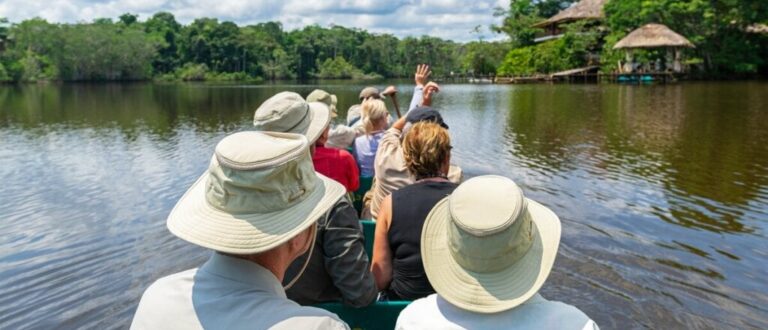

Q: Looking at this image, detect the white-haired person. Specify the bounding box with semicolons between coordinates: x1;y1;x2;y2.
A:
395;175;598;330
353;98;389;178
131;131;349;329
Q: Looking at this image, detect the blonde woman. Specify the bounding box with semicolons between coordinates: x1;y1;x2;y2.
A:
370;122;456;301
353;99;390;177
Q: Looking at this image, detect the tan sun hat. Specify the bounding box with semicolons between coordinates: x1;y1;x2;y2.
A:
306;89;338;118
253;91;331;143
421;175;562;314
167;131;345;254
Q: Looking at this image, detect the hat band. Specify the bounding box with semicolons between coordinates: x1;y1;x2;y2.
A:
448;210;534;273
277;103;311;134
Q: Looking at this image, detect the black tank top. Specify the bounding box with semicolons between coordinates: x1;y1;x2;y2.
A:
387;180;458;300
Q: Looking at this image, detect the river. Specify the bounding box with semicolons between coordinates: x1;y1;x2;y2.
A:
0;81;766;329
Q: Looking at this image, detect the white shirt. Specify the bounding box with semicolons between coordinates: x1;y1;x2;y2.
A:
131;253;349;330
396;294;598;330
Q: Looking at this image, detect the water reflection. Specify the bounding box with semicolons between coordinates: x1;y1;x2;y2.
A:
0;82;766;328
503;82;767;234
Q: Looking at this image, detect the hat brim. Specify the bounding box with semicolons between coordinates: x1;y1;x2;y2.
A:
167;172;345;255
421;198;561;314
306;102;331;143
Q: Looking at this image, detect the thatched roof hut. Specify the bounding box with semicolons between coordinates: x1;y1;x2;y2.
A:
533;0;608;28
746;23;768;34
613;23;694;49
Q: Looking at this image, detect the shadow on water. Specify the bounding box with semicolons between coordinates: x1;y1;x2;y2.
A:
0;82;767;329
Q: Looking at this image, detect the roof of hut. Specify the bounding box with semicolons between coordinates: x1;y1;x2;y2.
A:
746;23;768;34
613;23;695;49
533;0;608;28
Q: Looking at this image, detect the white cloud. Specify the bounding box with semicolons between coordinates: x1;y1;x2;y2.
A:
0;0;508;42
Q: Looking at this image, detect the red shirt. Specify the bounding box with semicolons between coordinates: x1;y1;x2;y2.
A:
313;145;360;192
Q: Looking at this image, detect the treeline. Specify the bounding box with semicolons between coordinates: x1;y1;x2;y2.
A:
0;13;502;82
494;0;768;77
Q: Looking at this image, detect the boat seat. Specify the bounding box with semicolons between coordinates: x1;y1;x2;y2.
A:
315;300;411;330
360;219;375;258
353;176;374;216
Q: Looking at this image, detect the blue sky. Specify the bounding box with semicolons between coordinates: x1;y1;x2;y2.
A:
0;0;508;42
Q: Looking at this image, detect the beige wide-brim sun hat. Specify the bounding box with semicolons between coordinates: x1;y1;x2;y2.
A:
305;102;331;142
306;89;338;118
421;175;562;313
253;91;331;144
167;131;345;254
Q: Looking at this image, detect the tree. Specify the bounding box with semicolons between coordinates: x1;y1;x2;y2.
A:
316;56;364;79
119;13;138;26
492;0;543;48
145;12;182;73
0;17;8;51
460;41;511;75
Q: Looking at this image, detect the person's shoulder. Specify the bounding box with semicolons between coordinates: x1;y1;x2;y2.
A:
270;304;349;329
326;198;358;227
533;297;596;328
272;313;349;330
385;126;402;135
540;298;590;315
231;297;349;330
142;268;197;294
399;294;438;317
336;148;356;163
396;295;442;329
132;269;199;329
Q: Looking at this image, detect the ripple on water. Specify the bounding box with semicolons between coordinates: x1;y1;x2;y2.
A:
1;82;767;328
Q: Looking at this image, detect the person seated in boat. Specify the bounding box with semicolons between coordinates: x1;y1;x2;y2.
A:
131;131;350;330
347;86;396;127
371;121;458;301
396;175;599;330
313;125;360;193
323;86;394;149
308;89;364;150
253;92;377;307
353;99;389;178
367;77;462;219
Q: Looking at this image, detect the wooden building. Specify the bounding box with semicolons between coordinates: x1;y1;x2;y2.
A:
532;0;608;43
613;23;694;73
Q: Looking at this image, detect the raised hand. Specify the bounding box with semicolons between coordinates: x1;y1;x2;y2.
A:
421;81;440;107
414;64;431;87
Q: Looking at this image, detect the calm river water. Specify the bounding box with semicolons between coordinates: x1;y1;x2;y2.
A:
1;81;766;329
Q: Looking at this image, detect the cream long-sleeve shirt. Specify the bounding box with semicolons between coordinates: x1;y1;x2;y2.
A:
396;293;599;330
131;253;349;330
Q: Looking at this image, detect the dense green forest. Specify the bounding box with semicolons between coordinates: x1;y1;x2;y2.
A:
0;0;765;82
0;13;503;82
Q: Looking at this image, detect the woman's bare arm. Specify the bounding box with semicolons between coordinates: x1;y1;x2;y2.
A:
370;194;394;291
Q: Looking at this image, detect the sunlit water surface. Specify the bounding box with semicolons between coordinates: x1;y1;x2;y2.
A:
0;82;766;329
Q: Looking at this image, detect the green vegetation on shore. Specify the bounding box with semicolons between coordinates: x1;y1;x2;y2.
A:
0;14;503;82
1;0;765;83
494;0;768;77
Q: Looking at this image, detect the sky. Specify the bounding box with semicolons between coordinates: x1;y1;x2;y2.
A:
0;0;509;42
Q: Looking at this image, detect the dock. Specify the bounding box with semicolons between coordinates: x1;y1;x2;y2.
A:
495;66;686;84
